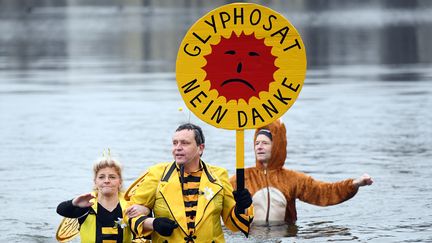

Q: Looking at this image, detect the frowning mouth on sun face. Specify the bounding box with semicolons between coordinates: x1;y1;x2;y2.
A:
203;32;278;103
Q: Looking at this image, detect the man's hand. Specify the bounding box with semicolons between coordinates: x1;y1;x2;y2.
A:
353;173;373;187
233;189;252;214
153;217;178;236
72;193;95;208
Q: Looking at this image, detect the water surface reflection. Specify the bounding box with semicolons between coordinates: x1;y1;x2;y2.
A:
1;1;432;243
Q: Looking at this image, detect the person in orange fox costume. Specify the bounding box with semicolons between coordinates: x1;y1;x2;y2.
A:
230;119;373;224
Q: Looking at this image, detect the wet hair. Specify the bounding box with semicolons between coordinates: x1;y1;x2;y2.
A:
93;156;123;184
176;123;205;145
257;129;272;141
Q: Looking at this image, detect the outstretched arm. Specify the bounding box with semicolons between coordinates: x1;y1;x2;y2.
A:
353;173;373;188
296;172;373;206
296;172;358;206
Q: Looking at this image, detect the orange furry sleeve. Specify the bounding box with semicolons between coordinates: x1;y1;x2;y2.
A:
294;172;359;206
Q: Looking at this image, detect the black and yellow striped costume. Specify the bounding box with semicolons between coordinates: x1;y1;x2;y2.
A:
57;194;132;243
127;161;254;242
180;166;202;237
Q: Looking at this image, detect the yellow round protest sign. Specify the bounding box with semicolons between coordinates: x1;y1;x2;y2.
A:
176;3;306;129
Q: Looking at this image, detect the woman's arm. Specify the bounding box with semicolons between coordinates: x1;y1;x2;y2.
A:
57;193;95;218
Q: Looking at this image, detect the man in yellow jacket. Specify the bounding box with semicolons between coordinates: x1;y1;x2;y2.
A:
125;123;254;242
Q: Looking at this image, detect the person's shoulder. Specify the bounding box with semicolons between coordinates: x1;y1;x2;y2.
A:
281;168;313;180
283;168;300;174
143;162;175;179
280;167;302;174
244;167;259;172
148;162;173;170
204;162;227;173
202;162;229;180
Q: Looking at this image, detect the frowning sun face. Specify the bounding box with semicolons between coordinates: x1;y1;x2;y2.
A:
203;32;278;102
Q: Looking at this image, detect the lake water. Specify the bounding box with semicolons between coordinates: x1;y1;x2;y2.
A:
1;2;431;242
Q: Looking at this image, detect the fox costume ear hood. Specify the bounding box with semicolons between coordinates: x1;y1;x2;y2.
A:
254;119;287;170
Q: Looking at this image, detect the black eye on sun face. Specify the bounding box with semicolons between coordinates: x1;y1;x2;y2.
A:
224;50;260;56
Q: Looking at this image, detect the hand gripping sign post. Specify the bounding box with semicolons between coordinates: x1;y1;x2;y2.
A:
176;3;306;190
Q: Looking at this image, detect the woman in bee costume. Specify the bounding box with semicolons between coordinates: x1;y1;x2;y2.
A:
56;152;148;243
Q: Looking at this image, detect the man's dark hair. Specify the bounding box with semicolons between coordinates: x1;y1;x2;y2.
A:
176;123;205;145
